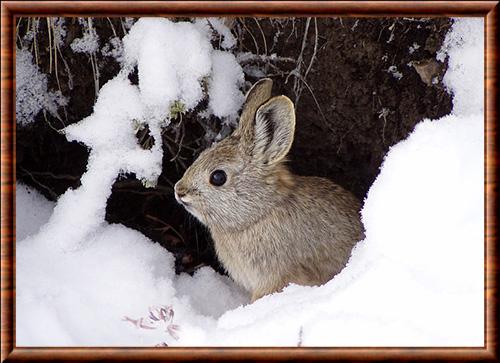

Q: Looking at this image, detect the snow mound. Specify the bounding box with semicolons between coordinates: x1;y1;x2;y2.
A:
174;267;248;319
16;183;248;346
17;221;177;346
16;183;55;241
16;17;484;346
363;113;483;294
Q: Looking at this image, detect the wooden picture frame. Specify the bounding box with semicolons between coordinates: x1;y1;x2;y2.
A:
1;1;497;361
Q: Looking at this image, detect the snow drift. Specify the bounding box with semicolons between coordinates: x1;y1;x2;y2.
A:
16;18;484;346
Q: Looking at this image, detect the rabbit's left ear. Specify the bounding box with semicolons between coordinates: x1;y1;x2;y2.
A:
253;96;296;164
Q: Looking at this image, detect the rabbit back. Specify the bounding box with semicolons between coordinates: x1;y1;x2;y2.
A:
211;175;364;301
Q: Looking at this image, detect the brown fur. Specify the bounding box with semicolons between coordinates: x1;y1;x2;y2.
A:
175;79;364;301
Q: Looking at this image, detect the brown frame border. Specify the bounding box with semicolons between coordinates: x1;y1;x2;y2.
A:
1;1;498;361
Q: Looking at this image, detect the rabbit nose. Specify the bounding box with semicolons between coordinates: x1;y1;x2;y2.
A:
174;182;186;201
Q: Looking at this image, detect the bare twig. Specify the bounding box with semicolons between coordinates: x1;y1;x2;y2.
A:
145;214;185;244
239;18;260;56
291;72;327;124
19;166;58;200
303;18;318;82
336;123;356;154
32;18;40;65
284;18;320;108
42;110;65;132
164;140;188;170
170;126;185;162
253;18;268;56
297;326;304;347
18;170;79;181
47;18;53;74
106;17;118;38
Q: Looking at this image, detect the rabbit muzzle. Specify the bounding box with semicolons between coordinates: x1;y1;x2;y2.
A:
174;181;189;205
174;181;205;222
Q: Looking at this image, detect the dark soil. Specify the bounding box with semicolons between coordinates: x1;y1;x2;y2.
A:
237;17;452;199
16;17;453;274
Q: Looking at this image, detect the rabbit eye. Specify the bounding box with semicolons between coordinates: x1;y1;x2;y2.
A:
210;170;227;186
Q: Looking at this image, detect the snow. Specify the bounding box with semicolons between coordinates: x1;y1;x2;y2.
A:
122;17;135;31
21;18;39;43
51;18;67;47
101;36;124;64
122;18;243;123
17;220;178;346
15;48;67;125
387;65;403;80
208;50;245;119
45;77;162;251
123;18;211;121
196;18;237;49
363;114;483;294
70;18;99;54
408;42;420;54
437;18;484;116
200;106;483;347
174;267;248;319
16;17;484;346
16;183;54;241
16;184;246;346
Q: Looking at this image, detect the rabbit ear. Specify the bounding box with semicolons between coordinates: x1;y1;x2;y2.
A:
236;78;273;144
252;96;296;164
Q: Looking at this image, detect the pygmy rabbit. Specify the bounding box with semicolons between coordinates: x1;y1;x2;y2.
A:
175;79;364;301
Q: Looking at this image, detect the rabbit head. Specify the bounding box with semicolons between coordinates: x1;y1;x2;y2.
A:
175;79;296;231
